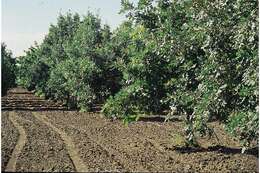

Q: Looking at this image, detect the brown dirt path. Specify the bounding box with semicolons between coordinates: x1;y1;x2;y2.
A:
32;112;88;172
5;112;27;172
39;112;147;172
14;111;75;172
1;111;19;171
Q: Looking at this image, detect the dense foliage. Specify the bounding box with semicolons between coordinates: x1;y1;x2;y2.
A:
103;0;259;149
1;43;16;95
16;0;258;150
16;13;120;110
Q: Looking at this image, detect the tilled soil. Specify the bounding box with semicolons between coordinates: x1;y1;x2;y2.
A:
14;111;75;172
41;111;259;172
2;87;66;111
1;88;259;172
1;111;19;171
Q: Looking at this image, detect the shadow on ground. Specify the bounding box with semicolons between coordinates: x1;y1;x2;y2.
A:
137;116;182;122
174;145;258;158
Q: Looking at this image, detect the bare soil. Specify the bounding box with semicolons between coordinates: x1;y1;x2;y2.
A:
1;88;259;172
14;111;75;172
1;111;19;171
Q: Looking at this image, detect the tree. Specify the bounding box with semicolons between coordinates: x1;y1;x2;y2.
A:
104;0;258;149
1;43;16;95
47;58;100;110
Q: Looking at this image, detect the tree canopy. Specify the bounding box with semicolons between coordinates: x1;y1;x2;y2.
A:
14;0;258;151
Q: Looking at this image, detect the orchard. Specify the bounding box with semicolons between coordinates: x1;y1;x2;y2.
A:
3;0;258;152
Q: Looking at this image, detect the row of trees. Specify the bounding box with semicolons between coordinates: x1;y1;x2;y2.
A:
104;0;258;149
1;43;16;95
16;12;121;111
10;0;258;150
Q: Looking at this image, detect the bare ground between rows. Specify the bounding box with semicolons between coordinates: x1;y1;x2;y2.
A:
2;87;259;172
38;111;258;172
2;88;67;111
1;111;19;171
11;111;75;172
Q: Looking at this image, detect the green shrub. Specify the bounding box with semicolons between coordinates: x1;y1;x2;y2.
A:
1;43;16;95
102;80;150;119
47;58;100;111
226;111;258;152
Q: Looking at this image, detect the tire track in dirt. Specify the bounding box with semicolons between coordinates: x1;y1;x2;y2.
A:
41;111;148;172
40;111;186;171
5;112;27;172
66;113;174;171
15;111;75;172
42;111;169;171
34;112;128;171
32;112;88;172
68;114;182;171
64;124;147;172
1;111;19;171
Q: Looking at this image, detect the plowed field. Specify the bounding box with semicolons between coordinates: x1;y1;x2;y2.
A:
1;88;258;172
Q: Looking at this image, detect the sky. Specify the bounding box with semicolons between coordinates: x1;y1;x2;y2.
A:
2;0;137;57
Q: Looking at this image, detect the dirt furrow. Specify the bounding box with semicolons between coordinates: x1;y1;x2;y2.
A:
34;112;127;172
5;112;27;172
42;111;180;171
67;120;183;172
14;111;75;172
42;111;258;172
1;111;19;171
32;112;88;172
2;88;258;172
55;124;147;172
